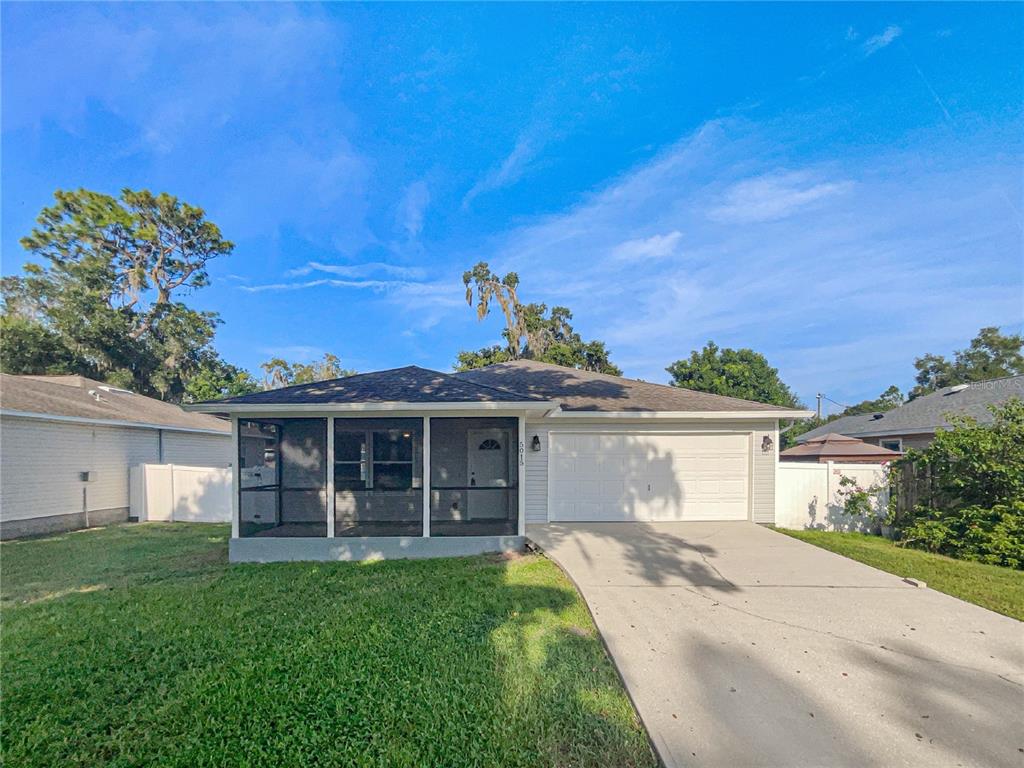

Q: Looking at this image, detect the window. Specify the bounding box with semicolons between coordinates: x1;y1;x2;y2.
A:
478;438;502;451
880;438;903;452
334;426;417;491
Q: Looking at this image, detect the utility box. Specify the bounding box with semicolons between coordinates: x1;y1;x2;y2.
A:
79;471;93;482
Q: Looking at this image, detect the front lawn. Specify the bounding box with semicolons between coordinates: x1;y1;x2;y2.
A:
776;529;1024;621
1;524;655;767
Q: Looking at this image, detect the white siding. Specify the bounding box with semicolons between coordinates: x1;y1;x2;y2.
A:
0;417;159;521
1;416;232;524
525;418;778;524
751;424;778;524
161;430;232;466
525;425;549;523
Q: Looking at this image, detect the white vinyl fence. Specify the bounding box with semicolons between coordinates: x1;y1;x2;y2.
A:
130;464;232;523
775;462;889;532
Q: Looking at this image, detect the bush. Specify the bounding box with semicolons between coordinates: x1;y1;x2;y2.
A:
898;502;1024;568
891;398;1024;569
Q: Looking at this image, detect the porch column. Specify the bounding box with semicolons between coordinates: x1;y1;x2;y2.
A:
517;414;527;537
230;416;240;539
326;416;335;538
422;416;431;537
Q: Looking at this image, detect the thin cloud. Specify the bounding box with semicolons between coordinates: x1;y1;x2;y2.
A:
286;261;426;279
863;25;902;56
612;231;683;261
708;172;853;224
239;278;401;293
462;131;543;209
479;117;1022;402
397;180;431;239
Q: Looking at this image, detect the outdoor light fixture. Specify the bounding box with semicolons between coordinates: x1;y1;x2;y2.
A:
531;435;542;452
761;435;774;453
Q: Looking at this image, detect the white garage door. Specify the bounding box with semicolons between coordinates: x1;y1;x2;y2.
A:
549;432;750;522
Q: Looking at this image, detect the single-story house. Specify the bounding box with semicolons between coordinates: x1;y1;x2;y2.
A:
796;375;1024;452
0;374;231;539
186;360;812;562
780;432;902;463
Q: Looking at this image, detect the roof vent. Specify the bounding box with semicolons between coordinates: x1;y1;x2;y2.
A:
871;412;884;420
948;383;969;394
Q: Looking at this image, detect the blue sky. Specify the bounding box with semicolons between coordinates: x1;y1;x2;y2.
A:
3;3;1022;413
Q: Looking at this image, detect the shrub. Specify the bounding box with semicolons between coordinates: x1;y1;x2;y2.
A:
891;398;1024;569
898;501;1024;568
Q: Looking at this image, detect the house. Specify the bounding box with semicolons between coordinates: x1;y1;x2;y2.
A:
186;360;812;562
796;375;1024;452
779;432;902;463
0;374;231;539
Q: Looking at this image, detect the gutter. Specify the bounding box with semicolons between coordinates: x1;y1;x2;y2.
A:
0;408;230;436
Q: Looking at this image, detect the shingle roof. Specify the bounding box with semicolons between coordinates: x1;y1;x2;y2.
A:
796;375;1024;443
0;374;229;433
204;365;550;406
453;359;803;413
780;433;902;461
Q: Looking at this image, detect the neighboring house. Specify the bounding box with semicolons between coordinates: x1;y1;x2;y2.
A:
0;374;231;539
780;432;902;463
796;375;1024;452
186;360;812;562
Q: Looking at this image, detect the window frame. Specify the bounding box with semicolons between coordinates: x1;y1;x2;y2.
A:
879;438;903;452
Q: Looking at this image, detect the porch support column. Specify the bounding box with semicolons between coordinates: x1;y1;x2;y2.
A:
422;416;431;537
326;416;335;538
230;416;240;539
517;414;527;537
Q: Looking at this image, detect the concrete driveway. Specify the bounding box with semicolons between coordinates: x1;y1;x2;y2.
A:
527;522;1023;768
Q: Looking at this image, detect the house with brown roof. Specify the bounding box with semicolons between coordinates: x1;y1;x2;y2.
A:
780;432;902;463
186;360;813;562
0;374;231;539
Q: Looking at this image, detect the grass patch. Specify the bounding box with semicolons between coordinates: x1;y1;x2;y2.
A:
1;523;654;767
776;528;1024;621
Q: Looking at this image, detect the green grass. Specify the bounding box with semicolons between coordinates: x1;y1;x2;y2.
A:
775;528;1024;621
1;524;655;768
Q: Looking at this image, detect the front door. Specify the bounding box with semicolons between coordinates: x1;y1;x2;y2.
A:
467;428;511;488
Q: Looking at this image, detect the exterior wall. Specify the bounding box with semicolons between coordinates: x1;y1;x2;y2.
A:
0;415;231;538
775;461;889;531
161;430;232;466
860;433;934;451
524;418;778;524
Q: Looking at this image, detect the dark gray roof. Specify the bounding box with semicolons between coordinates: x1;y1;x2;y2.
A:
453;359;802;413
797;375;1024;443
205;366;549;405
0;374;229;433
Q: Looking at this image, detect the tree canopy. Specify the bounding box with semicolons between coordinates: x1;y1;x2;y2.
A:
260;353;355;389
457;262;621;374
666;341;801;408
910;326;1023;399
1;188;234;401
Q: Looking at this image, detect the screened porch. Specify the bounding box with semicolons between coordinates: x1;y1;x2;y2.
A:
237;415;521;539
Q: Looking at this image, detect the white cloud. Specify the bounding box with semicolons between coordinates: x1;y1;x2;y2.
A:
863;25;902;56
708;172;853;224
462;131;543;209
397;181;431;239
612;231;683;261
286;261;426;279
477;118;1022;403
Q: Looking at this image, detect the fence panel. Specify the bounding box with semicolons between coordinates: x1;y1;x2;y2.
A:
130;464;232;523
776;462;889;531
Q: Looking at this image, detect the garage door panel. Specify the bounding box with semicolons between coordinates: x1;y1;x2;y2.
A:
549;432;750;522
